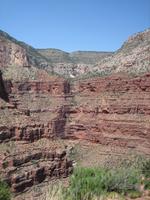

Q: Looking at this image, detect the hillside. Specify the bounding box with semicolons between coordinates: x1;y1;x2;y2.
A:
0;30;113;77
1;29;150;78
37;48;112;64
91;28;150;77
0;30;53;72
38;48;113;77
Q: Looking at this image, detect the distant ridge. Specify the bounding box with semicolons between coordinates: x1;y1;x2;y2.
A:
0;28;150;77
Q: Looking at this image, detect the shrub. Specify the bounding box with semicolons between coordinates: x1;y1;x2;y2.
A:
141;159;150;178
144;179;150;190
0;180;11;200
66;167;108;200
65;167;141;200
105;167;140;194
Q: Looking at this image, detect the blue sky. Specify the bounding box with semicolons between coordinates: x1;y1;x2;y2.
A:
0;0;149;52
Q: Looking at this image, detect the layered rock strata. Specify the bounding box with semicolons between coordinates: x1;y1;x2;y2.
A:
65;74;150;154
0;141;73;193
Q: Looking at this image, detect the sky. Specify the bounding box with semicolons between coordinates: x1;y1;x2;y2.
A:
0;0;150;52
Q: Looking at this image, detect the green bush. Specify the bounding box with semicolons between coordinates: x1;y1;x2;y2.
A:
105;167;140;194
144;179;150;190
0;181;11;200
141;159;150;178
66;167;108;200
65;167;141;200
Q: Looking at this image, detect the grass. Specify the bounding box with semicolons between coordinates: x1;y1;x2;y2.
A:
45;183;65;200
65;167;141;200
143;178;150;190
0;180;11;200
141;159;150;178
44;155;150;200
44;163;147;200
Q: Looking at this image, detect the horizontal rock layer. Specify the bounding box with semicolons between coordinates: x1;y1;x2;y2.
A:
0;73;150;150
65;74;150;154
0;146;73;193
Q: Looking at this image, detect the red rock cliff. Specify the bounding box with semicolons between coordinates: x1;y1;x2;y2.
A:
65;74;150;154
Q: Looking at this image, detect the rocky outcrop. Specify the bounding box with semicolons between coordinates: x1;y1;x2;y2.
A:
0;72;71;143
64;74;150;154
0;71;9;101
5;80;70;96
0;70;73;193
0;30;53;71
93;28;150;76
0;34;29;68
0;145;73;193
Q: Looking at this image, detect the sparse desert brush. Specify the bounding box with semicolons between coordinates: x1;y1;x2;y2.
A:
0;180;11;200
141;159;150;178
45;183;64;200
127;190;142;199
63;166;141;200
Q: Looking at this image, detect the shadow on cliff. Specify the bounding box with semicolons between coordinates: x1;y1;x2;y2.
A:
52;81;71;138
52;105;70;138
0;71;9;102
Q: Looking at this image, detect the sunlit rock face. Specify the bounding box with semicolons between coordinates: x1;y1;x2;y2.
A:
0;36;29;67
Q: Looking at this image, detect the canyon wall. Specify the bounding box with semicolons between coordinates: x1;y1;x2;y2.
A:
0;71;150;193
0;37;29;68
0;73;73;193
1;71;149;151
65;74;150;154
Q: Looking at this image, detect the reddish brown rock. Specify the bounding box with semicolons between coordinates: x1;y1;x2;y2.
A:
0;145;73;193
64;74;150;154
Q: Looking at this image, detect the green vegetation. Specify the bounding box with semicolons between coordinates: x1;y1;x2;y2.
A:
141;159;150;178
45;156;150;200
144;179;150;190
37;49;113;65
0;180;11;200
64;167;141;200
72;65;118;81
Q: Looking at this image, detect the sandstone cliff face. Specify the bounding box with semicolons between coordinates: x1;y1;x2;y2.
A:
65;74;150;155
0;69;73;192
0;70;149;152
0;141;73;193
0;35;29;67
0;30;53;71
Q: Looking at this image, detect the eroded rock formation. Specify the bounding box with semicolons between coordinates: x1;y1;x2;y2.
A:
65;74;150;154
0;142;73;193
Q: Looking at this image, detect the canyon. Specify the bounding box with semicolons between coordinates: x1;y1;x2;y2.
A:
0;29;150;196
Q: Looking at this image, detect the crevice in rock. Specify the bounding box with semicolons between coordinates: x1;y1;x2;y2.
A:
0;70;9;102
